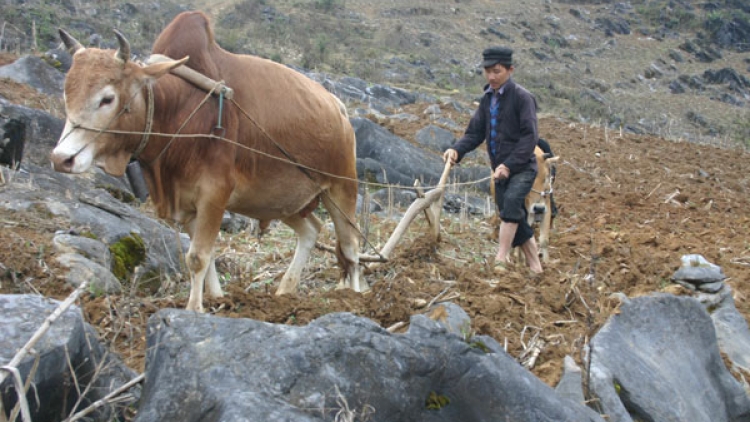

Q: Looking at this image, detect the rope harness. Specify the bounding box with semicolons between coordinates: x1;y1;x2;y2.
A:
131;82;154;159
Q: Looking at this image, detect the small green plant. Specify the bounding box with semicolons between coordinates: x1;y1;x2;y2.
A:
79;231;98;240
88;282;105;298
98;184;136;204
658;277;670;289
468;340;491;353
425;391;450;410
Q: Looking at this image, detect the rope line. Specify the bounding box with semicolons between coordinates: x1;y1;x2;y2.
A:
146;81;222;165
68;124;492;191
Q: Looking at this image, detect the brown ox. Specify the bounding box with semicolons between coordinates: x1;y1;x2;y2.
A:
50;11;363;312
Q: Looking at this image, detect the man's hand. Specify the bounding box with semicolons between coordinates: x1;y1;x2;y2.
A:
493;164;510;180
443;148;458;165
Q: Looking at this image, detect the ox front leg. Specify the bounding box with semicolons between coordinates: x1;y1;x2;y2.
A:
184;211;225;312
185;246;212;312
276;213;322;295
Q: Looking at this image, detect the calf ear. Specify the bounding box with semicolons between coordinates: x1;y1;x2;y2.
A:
59;29;84;54
142;56;190;79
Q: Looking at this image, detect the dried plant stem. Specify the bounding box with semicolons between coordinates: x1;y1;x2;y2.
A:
63;373;145;422
0;366;31;422
0;280;90;388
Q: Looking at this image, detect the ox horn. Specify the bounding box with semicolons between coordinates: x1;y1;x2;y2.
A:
113;29;131;63
58;29;84;54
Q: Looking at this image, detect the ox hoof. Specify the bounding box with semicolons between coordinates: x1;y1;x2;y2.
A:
354;282;371;294
336;280;371;293
186;303;205;313
206;290;225;299
275;287;295;296
335;282;348;291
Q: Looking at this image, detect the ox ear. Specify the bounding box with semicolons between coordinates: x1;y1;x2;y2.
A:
114;29;131;63
59;29;84;55
142;56;190;79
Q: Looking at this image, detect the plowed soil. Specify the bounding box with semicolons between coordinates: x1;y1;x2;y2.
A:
1;85;749;390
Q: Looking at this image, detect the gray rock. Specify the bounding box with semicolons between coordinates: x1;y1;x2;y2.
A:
53;233;112;268
711;290;750;374
0;98;64;168
0;117;25;169
672;254;727;287
55;252;122;294
0;164;187;281
43;48;73;72
388;112;419;122
221;211;252;234
443;192;489;215
0;55;65;96
135;310;604;422
371;188;418;208
589;294;750;422
353;117;444;188
556;356;587;405
0;294;138;422
415;124;455;154
433;116;464;132
428;302;472;337
356;191;383;214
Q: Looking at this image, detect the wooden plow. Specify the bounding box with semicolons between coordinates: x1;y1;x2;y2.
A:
319;160;454;264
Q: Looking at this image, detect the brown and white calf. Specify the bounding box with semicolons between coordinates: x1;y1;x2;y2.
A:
525;147;559;262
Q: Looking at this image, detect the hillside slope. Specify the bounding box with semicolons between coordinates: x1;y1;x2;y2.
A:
1;0;748;145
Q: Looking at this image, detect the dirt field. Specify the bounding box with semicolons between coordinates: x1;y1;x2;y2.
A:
2;81;750;390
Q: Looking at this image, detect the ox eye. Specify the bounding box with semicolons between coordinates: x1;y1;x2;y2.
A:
99;96;114;108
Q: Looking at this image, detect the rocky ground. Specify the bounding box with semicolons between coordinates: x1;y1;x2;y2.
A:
1;70;750;390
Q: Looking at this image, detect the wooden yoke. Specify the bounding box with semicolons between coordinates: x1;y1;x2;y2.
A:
146;54;234;99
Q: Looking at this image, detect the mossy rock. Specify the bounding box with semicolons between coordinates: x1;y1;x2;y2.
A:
109;233;146;281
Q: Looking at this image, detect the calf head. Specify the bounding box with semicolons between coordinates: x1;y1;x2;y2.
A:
50;29;186;176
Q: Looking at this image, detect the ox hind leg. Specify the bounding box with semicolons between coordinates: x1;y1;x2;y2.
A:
321;188;365;292
537;197;553;263
276;213;322;295
512;200;537;265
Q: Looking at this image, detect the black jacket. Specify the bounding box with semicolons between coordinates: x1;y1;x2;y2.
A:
452;78;538;174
